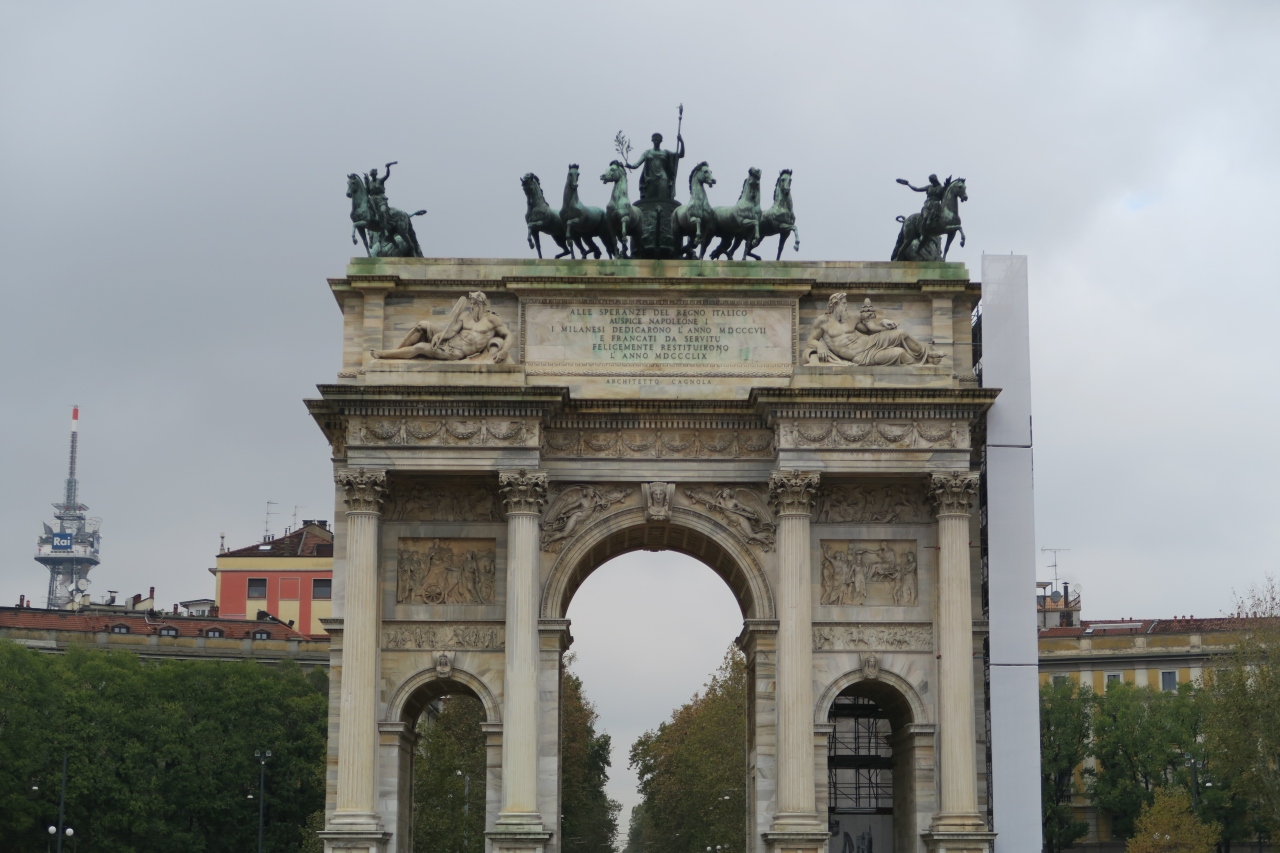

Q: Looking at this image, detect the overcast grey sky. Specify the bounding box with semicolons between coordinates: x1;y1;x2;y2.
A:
3;0;1279;817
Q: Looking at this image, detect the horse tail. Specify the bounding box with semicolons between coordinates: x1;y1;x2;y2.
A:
896;215;906;223
412;210;427;217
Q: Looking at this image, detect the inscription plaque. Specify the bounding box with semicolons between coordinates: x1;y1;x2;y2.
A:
521;297;795;377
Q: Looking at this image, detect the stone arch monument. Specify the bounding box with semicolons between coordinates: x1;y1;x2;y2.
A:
310;257;997;853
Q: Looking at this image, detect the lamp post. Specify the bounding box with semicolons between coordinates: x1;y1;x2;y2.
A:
255;749;272;853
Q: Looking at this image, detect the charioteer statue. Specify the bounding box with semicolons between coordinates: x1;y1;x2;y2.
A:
626;131;684;203
617;105;687;258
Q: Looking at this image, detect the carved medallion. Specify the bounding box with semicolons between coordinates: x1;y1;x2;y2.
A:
540;484;633;552
816;482;931;524
384;478;501;523
819;539;919;606
682;485;775;551
395;538;497;605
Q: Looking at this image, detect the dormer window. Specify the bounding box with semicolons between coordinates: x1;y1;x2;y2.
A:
252;630;271;641
111;624;129;634
159;627;178;637
205;628;224;638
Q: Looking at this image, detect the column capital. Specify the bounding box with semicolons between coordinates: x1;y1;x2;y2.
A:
499;469;548;516
336;468;388;513
929;471;979;516
768;470;820;517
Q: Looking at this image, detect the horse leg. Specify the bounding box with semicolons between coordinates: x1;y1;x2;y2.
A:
791;224;800;252
553;236;572;259
532;230;544;259
776;231;789;261
942;231;955;260
958;226;966;248
584;236;602;259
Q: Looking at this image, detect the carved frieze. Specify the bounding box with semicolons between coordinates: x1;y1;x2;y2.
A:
813;623;933;652
541;484;633;552
382;622;505;650
499;469;548;516
682;486;775;551
816;482;931;524
778;420;969;451
384;478;502;523
542;428;774;459
336;468;387;513
820;539;919;606
395;538;496;605
929;471;980;515
768;470;820;517
349;417;538;448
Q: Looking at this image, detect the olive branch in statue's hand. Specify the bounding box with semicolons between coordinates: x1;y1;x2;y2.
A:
614;131;632;164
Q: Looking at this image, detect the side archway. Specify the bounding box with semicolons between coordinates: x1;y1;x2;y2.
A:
815;666;928;729
386;664;502;724
539;505;776;620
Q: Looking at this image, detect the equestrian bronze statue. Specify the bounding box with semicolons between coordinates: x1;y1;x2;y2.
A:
891;174;967;261
346;162;426;257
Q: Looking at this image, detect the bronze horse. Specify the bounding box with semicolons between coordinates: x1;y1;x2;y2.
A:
600;161;642;259
754;169;799;261
672;161;717;259
708;167;763;260
346;174;425;257
892;177;967;261
522;173;571;259
560;164;615;259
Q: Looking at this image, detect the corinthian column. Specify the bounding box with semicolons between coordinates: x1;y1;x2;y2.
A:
331;468;387;830
495;469;548;839
926;472;992;851
765;470;827;849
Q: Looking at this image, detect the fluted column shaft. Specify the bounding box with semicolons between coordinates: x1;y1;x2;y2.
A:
333;469;387;825
769;471;820;819
931;472;982;822
498;470;548;824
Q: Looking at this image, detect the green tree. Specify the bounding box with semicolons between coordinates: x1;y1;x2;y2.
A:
1040;678;1091;853
1203;576;1280;841
628;647;746;853
1125;788;1219;853
560;654;621;853
0;640;328;853
412;694;487;853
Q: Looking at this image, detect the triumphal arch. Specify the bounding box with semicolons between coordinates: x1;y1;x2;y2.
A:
310;256;998;853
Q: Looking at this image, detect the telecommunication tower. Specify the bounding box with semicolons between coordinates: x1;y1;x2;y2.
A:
34;407;102;609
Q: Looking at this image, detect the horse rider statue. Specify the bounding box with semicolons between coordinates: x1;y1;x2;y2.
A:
365;161;396;223
898;174;946;235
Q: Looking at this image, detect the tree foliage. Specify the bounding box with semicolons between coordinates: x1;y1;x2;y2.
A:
0;640;328;853
1040;678;1092;853
627;647;746;853
413;694;487;853
560;655;621;853
1203;576;1280;837
1125;788;1220;853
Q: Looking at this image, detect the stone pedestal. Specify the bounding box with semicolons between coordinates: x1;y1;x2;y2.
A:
926;472;992;853
766;471;827;853
634;198;680;258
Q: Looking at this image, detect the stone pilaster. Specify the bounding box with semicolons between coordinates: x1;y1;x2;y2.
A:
764;471;828;853
326;468;389;853
924;472;995;853
490;470;552;853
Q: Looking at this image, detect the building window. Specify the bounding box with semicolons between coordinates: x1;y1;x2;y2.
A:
252;630;271;641
1161;671;1178;692
159;627;178;637
1052;675;1069;688
1105;673;1121;689
205;628;224;638
312;578;332;600
111;624;129;634
247;578;267;599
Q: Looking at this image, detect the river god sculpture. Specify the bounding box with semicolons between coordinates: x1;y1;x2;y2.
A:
803;293;942;366
373;291;513;363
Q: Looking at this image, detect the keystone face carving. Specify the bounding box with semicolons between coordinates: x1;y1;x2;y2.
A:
929;472;980;516
642;482;674;522
499;469;548;516
768;470;820;517
336;468;388;513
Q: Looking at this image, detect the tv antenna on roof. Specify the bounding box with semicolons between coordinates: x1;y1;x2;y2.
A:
1041;548;1070;587
264;501;278;540
292;505;307;531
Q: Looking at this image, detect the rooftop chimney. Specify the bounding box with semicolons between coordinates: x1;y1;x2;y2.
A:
18;595;25;607
149;586;155;600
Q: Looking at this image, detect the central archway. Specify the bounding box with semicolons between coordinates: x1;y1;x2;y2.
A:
540;506;776;620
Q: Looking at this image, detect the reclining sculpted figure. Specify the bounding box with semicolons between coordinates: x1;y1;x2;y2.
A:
803;293;942;366
373;291;513;363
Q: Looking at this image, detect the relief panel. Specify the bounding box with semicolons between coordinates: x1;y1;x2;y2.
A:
395;538;497;605
819;539;919;607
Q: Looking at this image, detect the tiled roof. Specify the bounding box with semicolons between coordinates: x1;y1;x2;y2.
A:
0;606;313;640
223;523;333;558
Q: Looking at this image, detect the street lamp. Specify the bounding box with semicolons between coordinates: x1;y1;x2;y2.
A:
255;749;272;853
